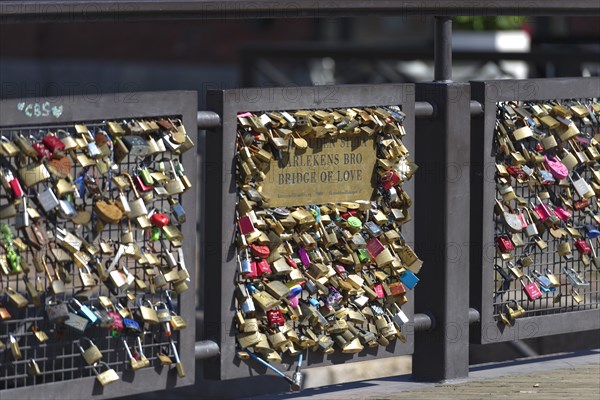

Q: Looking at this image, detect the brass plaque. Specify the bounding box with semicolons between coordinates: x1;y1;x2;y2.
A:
261;134;377;206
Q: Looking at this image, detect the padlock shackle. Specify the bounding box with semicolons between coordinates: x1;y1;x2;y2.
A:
120;172;140;199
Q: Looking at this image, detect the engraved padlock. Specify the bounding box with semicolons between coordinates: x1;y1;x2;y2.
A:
78;337;103;365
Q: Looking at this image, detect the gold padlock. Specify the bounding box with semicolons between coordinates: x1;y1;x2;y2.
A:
157;352;173;365
94;362;120;386
78;337;103;365
138;298;159;324
170;313;187;330
27;359;42;376
7;287;28;308
10;335;22;360
557;241;572;257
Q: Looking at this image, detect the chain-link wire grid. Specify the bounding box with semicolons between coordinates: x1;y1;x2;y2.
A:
0;118;186;391
492;99;600;323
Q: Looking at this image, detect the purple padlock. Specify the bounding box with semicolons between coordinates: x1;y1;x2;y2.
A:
298;248;311;266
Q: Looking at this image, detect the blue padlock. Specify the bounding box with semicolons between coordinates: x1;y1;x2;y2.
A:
585;225;600;238
122;318;142;335
69;298;99;325
399;269;420;290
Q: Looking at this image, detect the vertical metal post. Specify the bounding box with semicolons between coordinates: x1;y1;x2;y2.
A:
413;80;471;381
434;16;453;82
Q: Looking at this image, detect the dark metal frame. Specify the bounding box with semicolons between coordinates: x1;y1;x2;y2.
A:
204;84;416;380
1;1;598;22
469;77;600;344
0;91;198;399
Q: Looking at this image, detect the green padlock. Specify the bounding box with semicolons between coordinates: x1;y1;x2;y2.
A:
140;168;154;186
357;248;371;263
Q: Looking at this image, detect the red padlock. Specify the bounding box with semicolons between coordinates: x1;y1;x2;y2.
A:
266;309;285;328
285;256;298;269
506;165;527;180
496;235;514;253
32;142;51;159
520;275;542;301
366;238;385;258
381;170;401;190
574;239;592;255
150;213;170;228
341;210;358;219
9;178;24;198
238;215;255;235
574;199;589;211
42;135;66;153
246;261;258;278
249;244;270;259
256;259;272;276
135;175;152;192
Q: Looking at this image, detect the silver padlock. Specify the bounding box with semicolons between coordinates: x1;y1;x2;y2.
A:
37;187;59;212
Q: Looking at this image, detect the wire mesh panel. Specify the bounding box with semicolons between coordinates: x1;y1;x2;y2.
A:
471;78;600;344
205;84;418;380
0;92;197;399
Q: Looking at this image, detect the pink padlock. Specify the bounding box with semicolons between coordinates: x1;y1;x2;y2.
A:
544;155;568;180
373;283;385;299
553;206;571;221
521;275;542;301
533;200;552;221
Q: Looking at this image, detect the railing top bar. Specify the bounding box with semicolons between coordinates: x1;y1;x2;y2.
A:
1;1;599;22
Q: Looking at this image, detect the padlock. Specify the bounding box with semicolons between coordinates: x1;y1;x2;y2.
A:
531;270;556;292
30;325;48;343
46;297;70;324
571;288;584;304
69;298;99;325
64;311;89;333
27;359;42;376
520;275;543;301
157;351;173;365
506;300;526;320
122;135;150;157
7;287;28;308
557;241;572;258
123;317;142;335
135;336;151;368
399;269;419;289
155;301;172;336
170;311;188;330
0;305;11;321
36;186;60;212
563;267;589;288
570;171;594;199
574;239;592;255
93;362;120;386
8;334;22;360
121;337;144;371
122;173;148;219
78;337;103;365
170;338;186;377
92;306;115;328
